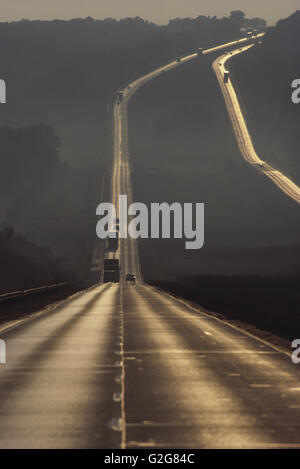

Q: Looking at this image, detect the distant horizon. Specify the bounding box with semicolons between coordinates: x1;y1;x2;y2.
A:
0;11;298;27
0;1;299;27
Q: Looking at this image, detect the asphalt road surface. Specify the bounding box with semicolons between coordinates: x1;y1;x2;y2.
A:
1;36;300;449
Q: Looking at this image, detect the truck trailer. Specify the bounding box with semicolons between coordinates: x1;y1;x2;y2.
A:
107;231;119;251
103;259;120;283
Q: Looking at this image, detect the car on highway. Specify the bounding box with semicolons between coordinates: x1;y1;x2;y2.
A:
126;273;136;284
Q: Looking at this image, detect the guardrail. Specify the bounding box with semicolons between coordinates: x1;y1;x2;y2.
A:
0;282;69;303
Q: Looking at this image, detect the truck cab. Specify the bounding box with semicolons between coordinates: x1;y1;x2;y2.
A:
103;270;119;283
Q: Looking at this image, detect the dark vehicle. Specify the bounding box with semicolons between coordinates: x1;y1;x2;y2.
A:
103;259;120;283
104;259;119;268
117;91;123;103
223;71;230;83
103;270;119;283
107;231;119;251
126;273;136;284
176;57;181;63
197;48;203;56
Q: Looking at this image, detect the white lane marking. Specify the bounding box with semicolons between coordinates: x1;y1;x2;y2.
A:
204;331;212;336
120;283;127;449
250;384;271;388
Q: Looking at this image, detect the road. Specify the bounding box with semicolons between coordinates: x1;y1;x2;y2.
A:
1;36;300;449
213;45;300;205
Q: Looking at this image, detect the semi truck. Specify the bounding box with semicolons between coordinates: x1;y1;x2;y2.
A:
107;231;119;251
117;91;123;103
103;259;120;283
223;71;230;83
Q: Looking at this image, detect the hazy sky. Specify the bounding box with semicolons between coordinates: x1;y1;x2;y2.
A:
0;0;299;25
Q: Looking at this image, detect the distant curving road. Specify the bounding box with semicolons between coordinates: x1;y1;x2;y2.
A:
213;45;300;205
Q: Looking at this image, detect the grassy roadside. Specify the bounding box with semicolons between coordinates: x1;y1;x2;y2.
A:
150;275;300;342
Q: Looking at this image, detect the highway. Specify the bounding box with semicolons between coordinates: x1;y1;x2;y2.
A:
213;45;300;205
1;36;300;448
